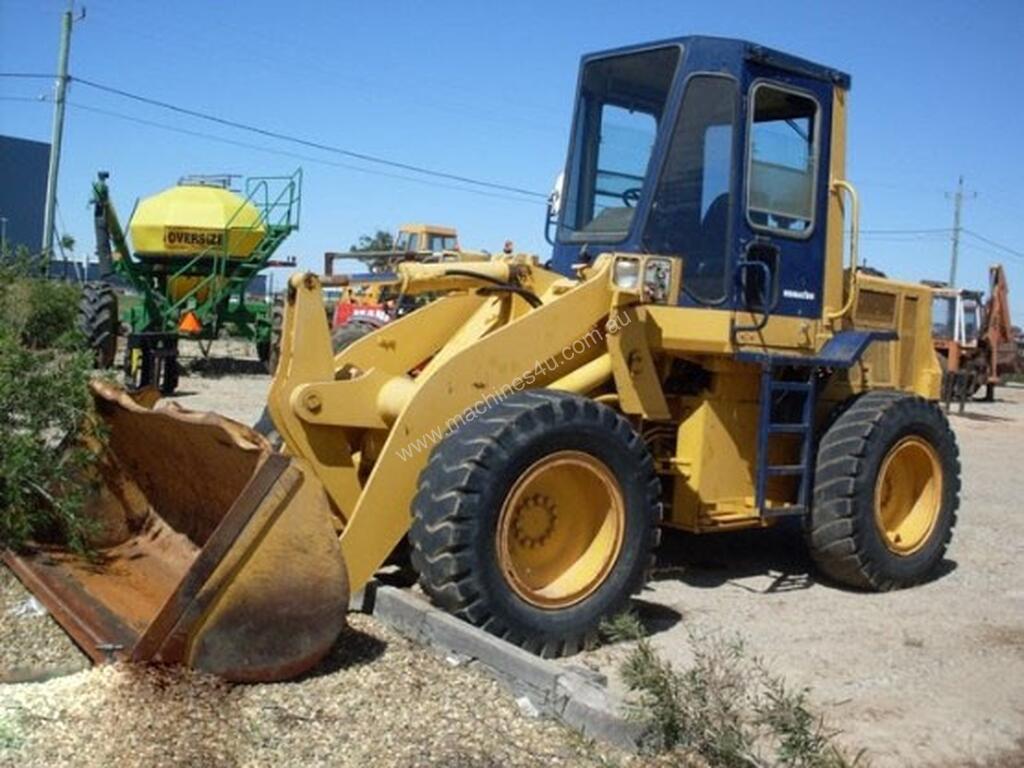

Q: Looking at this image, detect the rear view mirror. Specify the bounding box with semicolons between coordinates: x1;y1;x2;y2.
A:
544;171;565;245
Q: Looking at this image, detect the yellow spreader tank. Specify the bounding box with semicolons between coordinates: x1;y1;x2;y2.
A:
130;182;267;303
84;170;301;393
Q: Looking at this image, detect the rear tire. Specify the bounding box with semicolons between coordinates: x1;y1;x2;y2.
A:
78;282;118;368
409;390;662;657
808;390;960;590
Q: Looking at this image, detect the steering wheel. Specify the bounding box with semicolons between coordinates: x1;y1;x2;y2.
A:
622;187;642;208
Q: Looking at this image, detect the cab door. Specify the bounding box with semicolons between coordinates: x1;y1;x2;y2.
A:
733;72;834;321
640;73;741;309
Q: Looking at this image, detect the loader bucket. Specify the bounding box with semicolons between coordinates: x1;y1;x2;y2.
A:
2;383;349;682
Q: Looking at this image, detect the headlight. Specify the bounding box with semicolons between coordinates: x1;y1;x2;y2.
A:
612;257;641;290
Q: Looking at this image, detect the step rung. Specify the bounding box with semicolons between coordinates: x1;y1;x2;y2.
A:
762;504;807;519
766;464;807;476
768;423;810;434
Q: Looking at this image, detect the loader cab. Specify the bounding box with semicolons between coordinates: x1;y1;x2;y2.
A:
551;36;850;320
395;224;460;254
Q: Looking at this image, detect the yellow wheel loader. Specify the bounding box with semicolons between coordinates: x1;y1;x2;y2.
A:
4;37;959;680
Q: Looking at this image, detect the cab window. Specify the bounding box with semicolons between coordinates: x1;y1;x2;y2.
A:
559;46;680;243
397;232;420;252
642;75;738;301
932;295;955;340
746;84;819;236
427;234;457;251
962;299;980;343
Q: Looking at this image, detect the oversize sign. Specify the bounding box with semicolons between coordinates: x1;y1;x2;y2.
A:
164;228;225;251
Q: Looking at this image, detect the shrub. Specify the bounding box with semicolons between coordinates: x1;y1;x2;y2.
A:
0;261;97;552
602;613;861;767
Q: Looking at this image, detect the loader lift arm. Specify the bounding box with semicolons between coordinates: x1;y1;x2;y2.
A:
269;258;618;593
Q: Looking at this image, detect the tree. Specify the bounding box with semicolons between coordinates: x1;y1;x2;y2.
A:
350;230;393;252
59;234;76;254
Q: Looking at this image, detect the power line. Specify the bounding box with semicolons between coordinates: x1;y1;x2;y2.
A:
72;76;548;200
960;241;1017;262
860;227;951;234
9;82;1022;261
0;72;54;79
66;100;546;207
962;229;1024;260
860;235;950;243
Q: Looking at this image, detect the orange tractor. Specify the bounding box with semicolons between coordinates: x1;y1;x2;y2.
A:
322;224;489;349
930;264;1019;400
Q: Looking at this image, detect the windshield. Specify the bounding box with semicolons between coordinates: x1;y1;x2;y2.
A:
559;46;680;243
962;299;980;343
395;231;419;252
932;295;955;340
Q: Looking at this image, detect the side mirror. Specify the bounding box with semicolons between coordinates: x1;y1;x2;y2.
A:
544;171;565;246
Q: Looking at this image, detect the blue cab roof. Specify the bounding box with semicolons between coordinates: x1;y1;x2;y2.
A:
582;35;851;90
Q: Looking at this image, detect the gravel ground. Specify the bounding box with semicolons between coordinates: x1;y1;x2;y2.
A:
0;568;87;679
0;613;633;768
172;339;272;427
3;342;1021;766
572;386;1024;768
0;343;638;767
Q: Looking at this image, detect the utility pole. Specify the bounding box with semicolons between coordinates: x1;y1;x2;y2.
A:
946;175;976;288
41;1;82;269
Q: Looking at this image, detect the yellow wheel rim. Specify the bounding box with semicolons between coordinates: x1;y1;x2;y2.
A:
497;451;626;609
874;436;943;555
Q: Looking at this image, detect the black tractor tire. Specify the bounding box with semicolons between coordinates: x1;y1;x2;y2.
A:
256;338;272;367
160;356;180;396
331;320;377;353
265;296;285;375
78;282;119;369
409;389;662;657
807;390;960;591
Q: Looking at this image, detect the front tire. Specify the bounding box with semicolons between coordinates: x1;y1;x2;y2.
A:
808;390;960;590
409;390;662;657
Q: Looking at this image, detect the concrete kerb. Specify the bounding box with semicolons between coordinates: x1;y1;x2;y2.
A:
355;582;644;750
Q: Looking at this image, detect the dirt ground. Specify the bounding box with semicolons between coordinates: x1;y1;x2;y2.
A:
576;387;1024;768
2;341;1022;766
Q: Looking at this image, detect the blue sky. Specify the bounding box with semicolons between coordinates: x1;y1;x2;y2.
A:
2;0;1023;317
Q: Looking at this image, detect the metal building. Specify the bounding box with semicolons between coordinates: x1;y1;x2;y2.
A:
0;134;51;253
